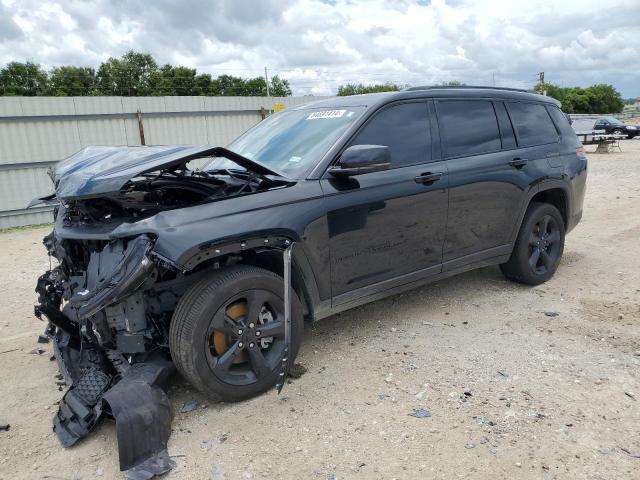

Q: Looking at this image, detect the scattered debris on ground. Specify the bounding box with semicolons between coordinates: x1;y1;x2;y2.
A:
180;400;199;413
287;363;308;379
408;408;432;418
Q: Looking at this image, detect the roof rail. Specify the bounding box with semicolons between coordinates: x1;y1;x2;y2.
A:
403;85;537;94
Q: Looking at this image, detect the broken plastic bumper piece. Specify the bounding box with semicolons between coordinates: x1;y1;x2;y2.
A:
51;329;175;477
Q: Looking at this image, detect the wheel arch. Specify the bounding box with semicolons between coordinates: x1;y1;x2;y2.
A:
529;186;569;228
510;181;571;246
177;234;320;322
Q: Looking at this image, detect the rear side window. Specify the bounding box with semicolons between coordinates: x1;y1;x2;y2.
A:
437;100;501;157
349;102;431;168
506;102;559;147
547;106;577;139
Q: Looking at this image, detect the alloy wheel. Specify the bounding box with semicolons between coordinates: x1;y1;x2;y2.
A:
528;214;561;275
205;289;285;386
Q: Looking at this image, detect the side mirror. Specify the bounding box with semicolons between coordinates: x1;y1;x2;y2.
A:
328;144;391;177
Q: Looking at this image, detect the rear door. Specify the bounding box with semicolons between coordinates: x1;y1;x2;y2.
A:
438;99;562;268
437;99;527;266
321;100;449;300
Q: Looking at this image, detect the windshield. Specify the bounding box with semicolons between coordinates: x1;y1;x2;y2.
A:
204;106;365;177
601;116;623;125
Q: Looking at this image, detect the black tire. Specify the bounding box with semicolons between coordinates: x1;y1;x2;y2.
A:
500;202;565;286
627;135;636;139
612;128;624;135
169;265;303;402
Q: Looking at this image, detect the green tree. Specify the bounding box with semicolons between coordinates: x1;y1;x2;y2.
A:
209;74;249;95
0;53;296;97
49;66;96;96
155;64;197;95
270;75;292;96
337;82;400;96
585;84;624;114
245;76;268;95
538;82;624;114
96;51;158;96
0;61;49;96
193;73;212;96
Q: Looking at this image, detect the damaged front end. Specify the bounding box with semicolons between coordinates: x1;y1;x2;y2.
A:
32;145;293;478
36;232;178;478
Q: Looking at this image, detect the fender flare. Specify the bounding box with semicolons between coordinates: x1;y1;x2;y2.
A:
509;179;571;244
175;233;322;320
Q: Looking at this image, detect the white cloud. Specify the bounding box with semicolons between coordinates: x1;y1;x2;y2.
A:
0;0;638;96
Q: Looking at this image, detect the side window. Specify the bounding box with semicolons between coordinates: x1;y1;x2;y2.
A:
547;106;577;138
349;102;431;168
506;102;559;147
437;100;501;158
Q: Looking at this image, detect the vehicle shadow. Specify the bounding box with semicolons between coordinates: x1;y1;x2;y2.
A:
306;264;515;339
167;265;524;407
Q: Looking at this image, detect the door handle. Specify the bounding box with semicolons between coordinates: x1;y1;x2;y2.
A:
509;158;528;168
414;172;443;184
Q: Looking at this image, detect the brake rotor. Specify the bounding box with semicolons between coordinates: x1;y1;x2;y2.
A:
212;301;248;364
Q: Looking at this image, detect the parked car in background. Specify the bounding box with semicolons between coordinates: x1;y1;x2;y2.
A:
594;116;638;138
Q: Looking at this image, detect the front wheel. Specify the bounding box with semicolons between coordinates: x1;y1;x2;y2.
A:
500;202;565;285
169;265;303;402
612;128;624;135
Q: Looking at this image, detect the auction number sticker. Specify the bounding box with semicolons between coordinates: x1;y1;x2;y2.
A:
307;109;346;120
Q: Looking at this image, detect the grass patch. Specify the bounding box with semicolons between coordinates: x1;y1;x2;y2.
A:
0;223;53;234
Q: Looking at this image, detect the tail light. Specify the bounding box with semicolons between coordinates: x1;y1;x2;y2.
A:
576;146;587;158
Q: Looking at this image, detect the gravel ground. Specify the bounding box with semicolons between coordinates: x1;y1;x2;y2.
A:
0;141;639;480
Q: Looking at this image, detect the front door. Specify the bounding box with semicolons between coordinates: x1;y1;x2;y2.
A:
320;101;449;301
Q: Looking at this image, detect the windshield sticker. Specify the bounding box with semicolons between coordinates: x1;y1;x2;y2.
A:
307;109;346;120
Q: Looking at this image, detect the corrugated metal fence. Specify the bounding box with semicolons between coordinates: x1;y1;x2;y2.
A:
0;95;326;228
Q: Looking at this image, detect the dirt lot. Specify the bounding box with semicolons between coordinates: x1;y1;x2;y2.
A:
1;141;639;480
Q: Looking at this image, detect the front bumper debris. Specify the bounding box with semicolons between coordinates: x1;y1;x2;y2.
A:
35;232;177;478
34;226;297;478
50;329;175;478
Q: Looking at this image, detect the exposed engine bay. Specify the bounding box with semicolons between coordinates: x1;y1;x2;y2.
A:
62;166;282;226
32;146;294;478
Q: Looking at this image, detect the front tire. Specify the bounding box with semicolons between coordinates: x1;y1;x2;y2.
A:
500;202;565;285
169;265;303;402
612;128;624;135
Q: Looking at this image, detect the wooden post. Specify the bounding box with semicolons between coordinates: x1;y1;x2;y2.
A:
136;109;146;145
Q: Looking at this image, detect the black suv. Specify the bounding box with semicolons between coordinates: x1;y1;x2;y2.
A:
33;86;586;472
594;116;638;138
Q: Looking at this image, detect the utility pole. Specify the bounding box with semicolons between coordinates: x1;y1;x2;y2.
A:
538;71;545;95
492;72;495;86
265;66;270;97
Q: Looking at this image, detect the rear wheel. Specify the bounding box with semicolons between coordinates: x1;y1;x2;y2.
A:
500;202;565;285
169;265;303;402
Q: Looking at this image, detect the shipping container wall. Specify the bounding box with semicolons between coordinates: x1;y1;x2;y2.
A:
0;95;327;228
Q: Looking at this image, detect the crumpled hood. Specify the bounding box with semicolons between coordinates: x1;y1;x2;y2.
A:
50;145;283;200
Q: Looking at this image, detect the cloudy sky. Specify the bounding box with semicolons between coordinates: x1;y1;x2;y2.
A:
0;0;638;97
